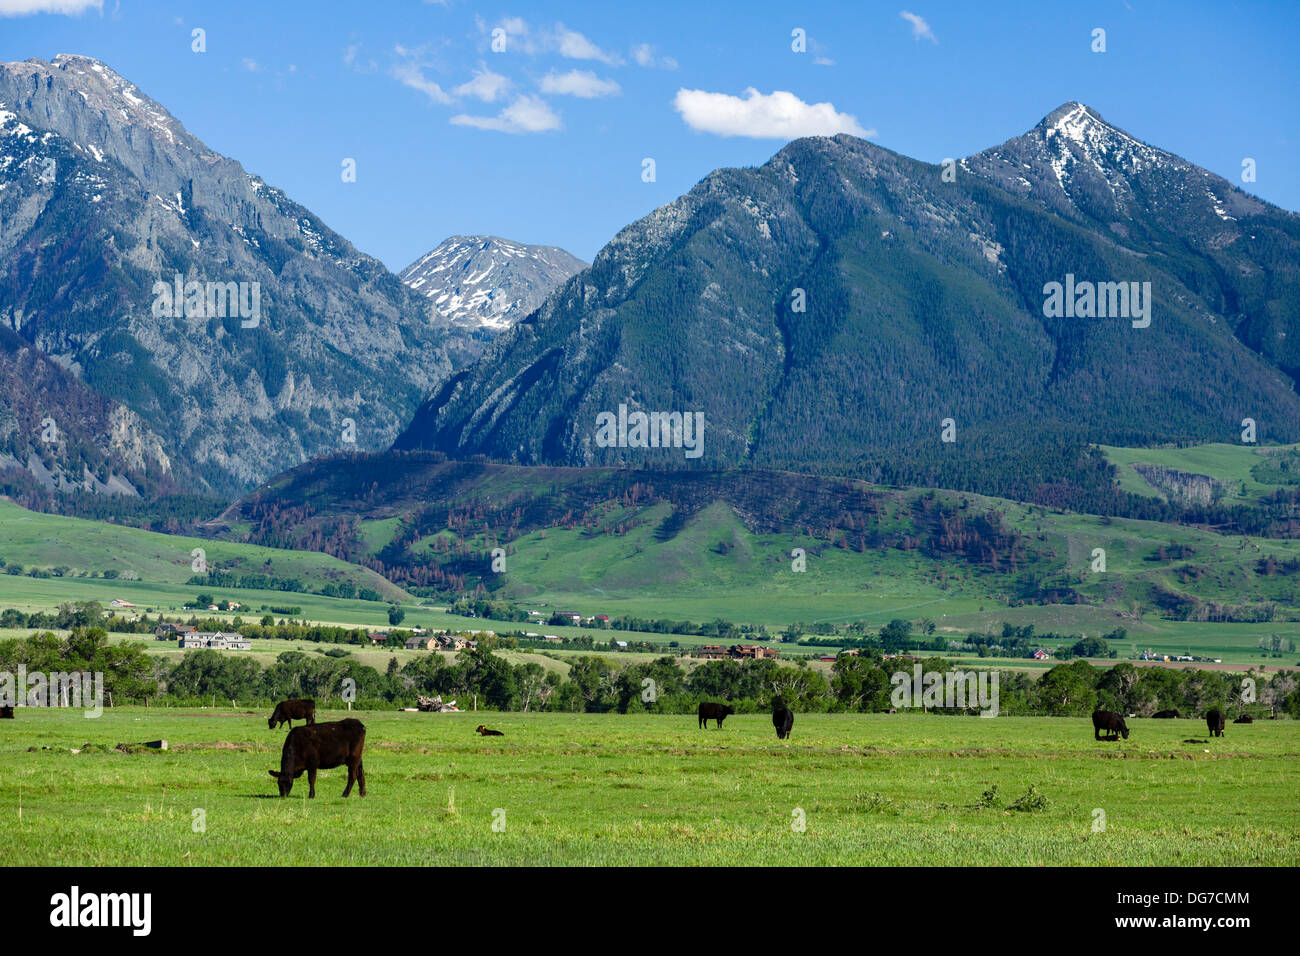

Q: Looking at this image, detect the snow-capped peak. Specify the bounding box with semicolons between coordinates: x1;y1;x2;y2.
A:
399;235;586;333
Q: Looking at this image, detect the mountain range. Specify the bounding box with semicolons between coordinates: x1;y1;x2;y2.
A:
393;102;1300;500
3;60;1298;509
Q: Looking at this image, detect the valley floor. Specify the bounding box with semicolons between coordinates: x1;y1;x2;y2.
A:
4;709;1296;866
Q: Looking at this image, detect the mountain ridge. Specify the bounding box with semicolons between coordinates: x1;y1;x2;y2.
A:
391;101;1300;501
0;54;476;496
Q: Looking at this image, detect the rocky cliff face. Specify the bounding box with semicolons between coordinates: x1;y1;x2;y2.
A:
0;324;175;496
1131;464;1224;505
0;55;465;495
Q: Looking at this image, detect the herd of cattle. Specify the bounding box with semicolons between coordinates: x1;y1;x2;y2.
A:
7;693;1244;798
250;696;1253;796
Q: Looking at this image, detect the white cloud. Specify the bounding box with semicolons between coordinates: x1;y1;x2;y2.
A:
900;11;938;43
813;56;835;67
454;63;512;102
392;61;454;105
0;0;100;15
451;94;562;134
241;58;262;73
673;87;871;140
631;43;677;70
554;23;622;65
539;69;620;98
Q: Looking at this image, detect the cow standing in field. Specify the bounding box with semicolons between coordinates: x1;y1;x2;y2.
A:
1152;709;1180;719
1091;710;1129;741
698;702;735;729
267;718;366;798
1206;709;1226;737
268;698;316;731
0;706;13;719
772;699;794;740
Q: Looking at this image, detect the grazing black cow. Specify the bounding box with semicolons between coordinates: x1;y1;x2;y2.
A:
772;699;794;740
0;706;13;719
1091;710;1129;740
475;725;504;736
1152;709;1180;719
1206;709;1226;737
268;698;316;731
698;701;735;729
1233;714;1253;724
267;718;365;798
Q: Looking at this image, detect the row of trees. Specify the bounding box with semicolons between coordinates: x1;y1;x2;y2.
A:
3;629;1294;719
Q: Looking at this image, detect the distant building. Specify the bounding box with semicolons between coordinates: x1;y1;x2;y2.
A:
178;631;251;651
110;599;136;609
1031;649;1051;661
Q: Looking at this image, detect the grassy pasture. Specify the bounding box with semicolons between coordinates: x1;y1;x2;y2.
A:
3;708;1296;866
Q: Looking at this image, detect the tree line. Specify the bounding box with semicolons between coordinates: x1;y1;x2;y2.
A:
2;628;1295;720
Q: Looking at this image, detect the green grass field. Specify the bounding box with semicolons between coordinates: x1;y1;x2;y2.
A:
3;708;1296;866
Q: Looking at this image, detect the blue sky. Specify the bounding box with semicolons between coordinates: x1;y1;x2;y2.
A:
1;0;1296;271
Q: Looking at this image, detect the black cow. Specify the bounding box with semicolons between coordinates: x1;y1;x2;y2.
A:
1233;714;1253;724
268;698;316;731
267;718;366;798
698;701;735;729
772;699;794;740
1206;709;1226;737
475;725;504;736
1091;710;1129;740
1152;709;1180;718
0;706;13;719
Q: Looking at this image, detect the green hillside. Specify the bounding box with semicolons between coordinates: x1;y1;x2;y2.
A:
210;454;1300;666
0;497;408;602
